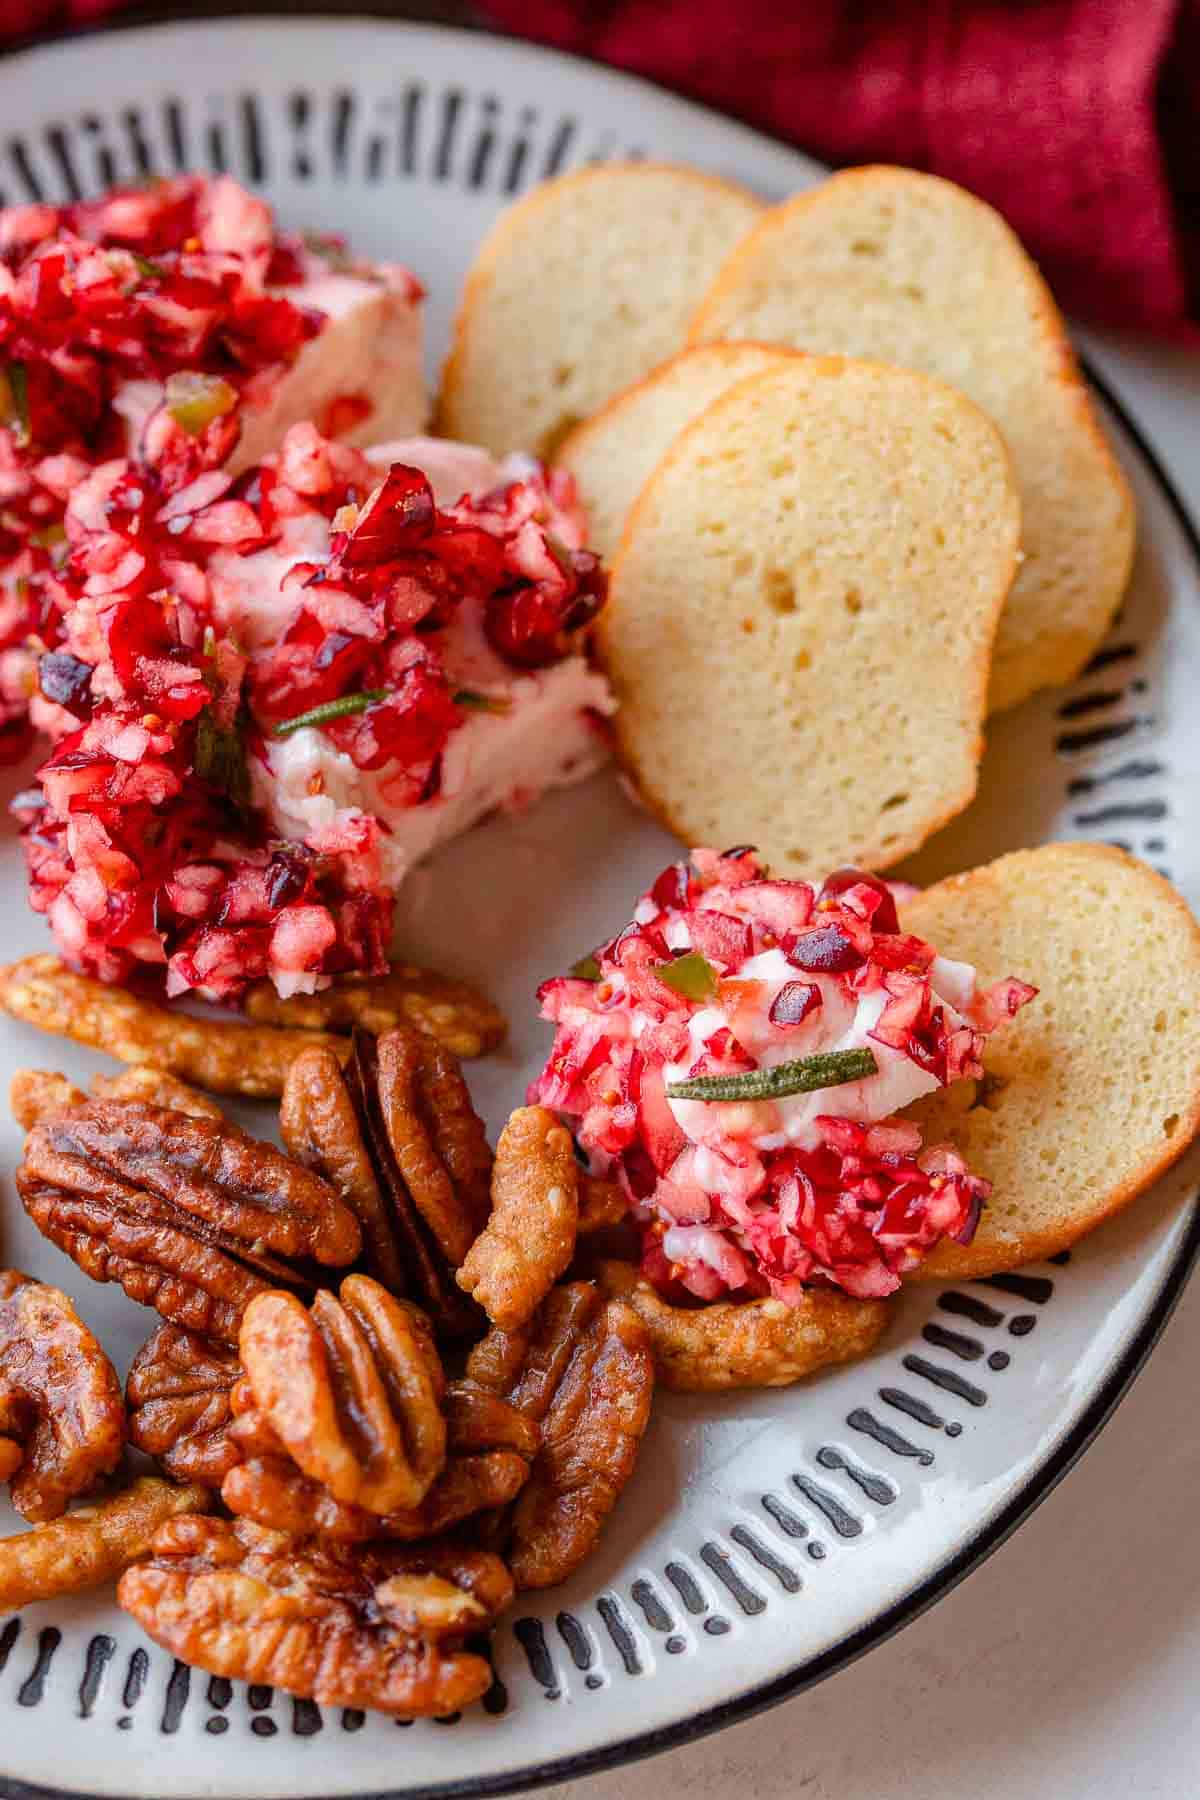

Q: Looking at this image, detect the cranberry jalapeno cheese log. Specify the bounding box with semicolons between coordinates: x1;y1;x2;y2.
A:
0;176;425;762
533;851;1035;1301
0;175;614;1001
19;426;610;1000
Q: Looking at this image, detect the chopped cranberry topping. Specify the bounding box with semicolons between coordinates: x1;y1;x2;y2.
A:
768;981;822;1027
532;848;1035;1304
17;411;605;1000
819;865;901;933
786;923;864;973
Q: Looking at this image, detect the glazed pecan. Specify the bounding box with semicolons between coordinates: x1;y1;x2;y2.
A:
11;1065;222;1131
17;1100;361;1345
0;955;347;1098
222;1377;535;1542
118;1515;512;1717
594;1260;889;1391
281;1028;487;1339
0;1475;210;1611
238;1276;446;1513
457;1107;578;1331
245;961;506;1060
465;1281;655;1589
126;1324;242;1486
578;1174;629;1237
0;1270;125;1522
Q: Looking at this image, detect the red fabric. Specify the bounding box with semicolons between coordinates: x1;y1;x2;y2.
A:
481;0;1200;339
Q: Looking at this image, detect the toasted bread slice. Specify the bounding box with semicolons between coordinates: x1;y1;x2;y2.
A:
556;343;794;559
598;355;1020;878
688;167;1136;713
437;163;764;458
903;844;1200;1279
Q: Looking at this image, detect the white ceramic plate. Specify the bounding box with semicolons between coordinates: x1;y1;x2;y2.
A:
0;18;1198;1799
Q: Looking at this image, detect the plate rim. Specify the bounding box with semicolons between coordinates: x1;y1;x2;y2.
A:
0;18;1196;1798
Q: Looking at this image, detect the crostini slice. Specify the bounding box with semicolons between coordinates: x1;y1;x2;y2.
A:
598;354;1021;879
688;166;1136;714
438;162;764;458
905;843;1200;1278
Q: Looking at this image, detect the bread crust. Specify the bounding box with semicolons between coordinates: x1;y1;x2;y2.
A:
687;166;1136;714
902;844;1200;1278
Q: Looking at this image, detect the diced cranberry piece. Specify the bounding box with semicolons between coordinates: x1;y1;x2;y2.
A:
678;908;754;969
38;651;93;714
742;879;815;939
339;466;436;567
649;860;695;912
630;1052;687;1176
786;923;865;973
769;981;822;1027
819;866;900;934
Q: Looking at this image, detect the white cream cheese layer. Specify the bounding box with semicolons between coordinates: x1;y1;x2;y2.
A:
664;946;980;1149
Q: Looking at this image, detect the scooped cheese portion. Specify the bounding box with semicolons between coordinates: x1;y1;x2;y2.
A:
664;946;979;1149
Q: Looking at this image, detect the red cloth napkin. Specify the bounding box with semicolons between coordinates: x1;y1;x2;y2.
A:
481;0;1200;339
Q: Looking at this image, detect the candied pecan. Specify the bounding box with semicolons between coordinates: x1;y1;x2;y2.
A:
118;1514;511;1717
466;1281;655;1589
281;1044;410;1296
10;1070;84;1131
238;1276;446;1513
282;1029;486;1339
375;1029;492;1262
245;962;506;1060
126;1324;242;1486
0;1475;210;1611
0;1270;125;1522
0;955;348;1098
11;1065;222;1131
457;1107;578;1331
90;1068;225;1119
594;1260;889;1391
17;1100;361;1345
222;1375;535;1542
578;1175;629;1236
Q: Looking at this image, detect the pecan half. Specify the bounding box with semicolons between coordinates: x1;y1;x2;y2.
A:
118;1515;512;1717
0;954;348;1098
0;1475;210;1611
465;1281;655;1588
281;1028;487;1339
457;1107;578;1331
11;1065;222;1131
578;1175;629;1237
17;1100;361;1345
0;1270;125;1522
222;1377;535;1543
245;962;506;1060
126;1324;242;1486
238;1276;446;1513
594;1260;889;1390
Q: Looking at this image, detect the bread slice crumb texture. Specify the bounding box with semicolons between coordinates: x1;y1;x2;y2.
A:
437;163;764;458
599;354;1020;878
688;167;1136;713
556;342;794;559
903;843;1200;1278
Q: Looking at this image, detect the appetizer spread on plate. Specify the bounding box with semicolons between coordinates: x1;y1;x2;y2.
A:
0;159;1196;1728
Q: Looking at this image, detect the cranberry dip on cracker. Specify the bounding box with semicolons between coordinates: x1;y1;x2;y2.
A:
533;848;1035;1301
